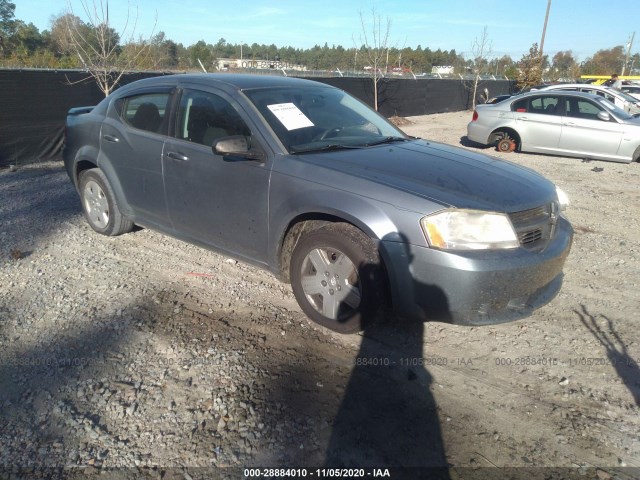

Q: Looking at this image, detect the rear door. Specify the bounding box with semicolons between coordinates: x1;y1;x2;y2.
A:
100;89;173;226
512;94;562;152
558;96;623;158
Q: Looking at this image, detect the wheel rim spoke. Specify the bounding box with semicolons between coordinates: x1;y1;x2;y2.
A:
300;275;325;296
335;283;361;310
321;293;340;319
306;248;330;271
333;252;357;280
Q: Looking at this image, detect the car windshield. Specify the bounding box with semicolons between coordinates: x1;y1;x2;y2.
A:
243;86;406;153
596;97;635;120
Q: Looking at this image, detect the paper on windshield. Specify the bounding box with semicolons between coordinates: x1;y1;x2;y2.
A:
267;103;314;131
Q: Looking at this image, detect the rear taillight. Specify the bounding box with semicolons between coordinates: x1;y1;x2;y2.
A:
472;111;479;122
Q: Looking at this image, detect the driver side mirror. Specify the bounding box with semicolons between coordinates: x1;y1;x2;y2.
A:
596;111;611;122
213;135;265;161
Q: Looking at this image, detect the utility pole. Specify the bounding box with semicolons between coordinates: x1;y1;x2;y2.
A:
622;32;635;76
540;0;552;57
538;0;552;79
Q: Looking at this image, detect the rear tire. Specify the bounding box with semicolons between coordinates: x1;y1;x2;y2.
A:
289;223;387;333
79;168;133;236
497;136;516;152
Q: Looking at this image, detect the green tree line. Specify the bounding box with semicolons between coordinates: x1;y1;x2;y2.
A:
1;0;638;80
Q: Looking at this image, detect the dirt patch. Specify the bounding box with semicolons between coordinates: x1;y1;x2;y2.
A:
388;115;414;127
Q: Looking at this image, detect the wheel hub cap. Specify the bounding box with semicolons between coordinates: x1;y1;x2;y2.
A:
83;180;109;229
300;248;361;320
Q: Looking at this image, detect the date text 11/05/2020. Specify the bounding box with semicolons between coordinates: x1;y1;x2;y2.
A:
244;468;391;478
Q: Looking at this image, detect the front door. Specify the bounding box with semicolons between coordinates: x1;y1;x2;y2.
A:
162;88;271;264
559;97;623;158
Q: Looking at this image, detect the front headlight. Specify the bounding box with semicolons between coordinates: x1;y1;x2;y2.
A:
555;186;570;211
421;209;519;250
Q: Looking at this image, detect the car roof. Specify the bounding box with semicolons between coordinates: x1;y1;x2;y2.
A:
478;90;609;109
114;73;332;96
512;90;604;100
539;83;616;91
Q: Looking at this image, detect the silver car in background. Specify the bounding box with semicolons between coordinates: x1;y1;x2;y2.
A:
536;83;640;115
467;90;640;163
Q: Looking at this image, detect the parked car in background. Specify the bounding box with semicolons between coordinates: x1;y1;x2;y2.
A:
536;83;640;115
64;74;572;333
467;90;640;163
485;94;513;104
621;84;640;101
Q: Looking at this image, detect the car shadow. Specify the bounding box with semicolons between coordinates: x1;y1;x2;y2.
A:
324;317;450;476
0;164;82;255
323;234;451;477
459;136;490;149
574;304;640;406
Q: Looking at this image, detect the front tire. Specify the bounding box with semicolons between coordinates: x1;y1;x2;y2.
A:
289;223;387;333
79;168;133;236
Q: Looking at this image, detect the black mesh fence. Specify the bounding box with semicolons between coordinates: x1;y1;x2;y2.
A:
0;69;513;167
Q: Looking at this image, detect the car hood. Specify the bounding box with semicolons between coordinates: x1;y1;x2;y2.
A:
293;139;557;213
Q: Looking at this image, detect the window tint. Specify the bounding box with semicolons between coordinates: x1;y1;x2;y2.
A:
120;93;171;134
177;90;250;146
564;98;602;120
512;95;559;115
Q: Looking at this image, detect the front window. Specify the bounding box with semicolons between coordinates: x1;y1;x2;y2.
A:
595;98;634;120
243;86;405;153
176;90;251;146
564;98;602;120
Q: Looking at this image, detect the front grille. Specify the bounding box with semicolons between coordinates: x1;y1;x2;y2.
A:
509;203;558;252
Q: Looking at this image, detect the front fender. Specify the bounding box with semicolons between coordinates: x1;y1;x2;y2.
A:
267;174;424;277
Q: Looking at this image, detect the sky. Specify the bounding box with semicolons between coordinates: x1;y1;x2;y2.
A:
14;0;640;62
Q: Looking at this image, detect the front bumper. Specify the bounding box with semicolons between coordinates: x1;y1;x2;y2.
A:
381;217;573;325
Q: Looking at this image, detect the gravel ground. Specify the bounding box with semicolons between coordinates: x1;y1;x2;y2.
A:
1;111;639;479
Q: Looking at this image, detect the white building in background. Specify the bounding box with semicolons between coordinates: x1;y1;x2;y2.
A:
431;65;454;75
215;58;308;71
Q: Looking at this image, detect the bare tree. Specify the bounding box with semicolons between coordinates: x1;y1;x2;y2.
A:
358;9;392;111
64;0;156;96
470;26;492;108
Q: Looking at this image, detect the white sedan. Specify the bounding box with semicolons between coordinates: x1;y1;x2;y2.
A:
621;85;640;101
467;90;640;163
536;83;640;115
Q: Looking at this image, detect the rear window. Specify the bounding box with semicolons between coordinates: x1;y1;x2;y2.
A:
512;96;559;114
117;93;172;134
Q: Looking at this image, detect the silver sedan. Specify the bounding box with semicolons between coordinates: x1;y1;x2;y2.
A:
467;90;640;163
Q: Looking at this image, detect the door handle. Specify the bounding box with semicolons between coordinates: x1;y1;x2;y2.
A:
102;134;119;143
166;151;189;161
519;116;529;121
564;122;576;126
